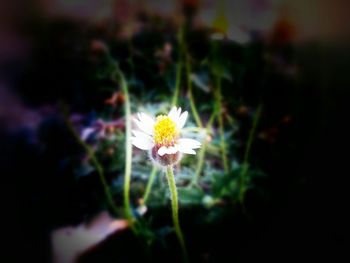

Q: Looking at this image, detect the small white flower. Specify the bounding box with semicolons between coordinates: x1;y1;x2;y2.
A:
131;106;201;165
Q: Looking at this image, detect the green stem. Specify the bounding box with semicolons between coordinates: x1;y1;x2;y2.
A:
225;113;236;130
108;60;135;230
105;52;138;232
166;166;188;263
172;62;182;107
117;69;135;228
63;109;118;215
176;23;202;128
186;53;203;128
191;111;217;186
142;165;158;204
172;25;184;107
192;141;206;186
87;150;118;214
239;103;263;202
215;75;229;173
182;127;203;132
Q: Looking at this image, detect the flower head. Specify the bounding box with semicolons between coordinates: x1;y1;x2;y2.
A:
132;106;201;166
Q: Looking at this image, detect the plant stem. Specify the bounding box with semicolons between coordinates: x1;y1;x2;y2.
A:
186;53;203;128
191;111;217;186
239;103;263;202
105;50;137;231
172;25;184;107
63;108;118;215
166;166;188;263
215;75;229;173
175;23;202;128
172;62;182;107
117;68;135;228
105;53;138;232
192;141;206;187
142;165;158;204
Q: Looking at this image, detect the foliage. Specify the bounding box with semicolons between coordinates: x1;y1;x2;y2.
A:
40;10;297;259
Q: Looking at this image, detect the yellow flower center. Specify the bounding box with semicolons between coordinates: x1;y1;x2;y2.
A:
153;115;178;146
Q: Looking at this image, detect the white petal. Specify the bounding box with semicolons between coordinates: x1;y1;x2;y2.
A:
167;145;178;154
178;147;196;155
177;107;182;118
168;107;176;116
138;112;155;131
177;138;201;155
132;129;152;139
177;111;188;129
157;146;167;156
157;145;179;156
168;106;178;120
134;112;155;135
178;138;201;149
131;134;154;150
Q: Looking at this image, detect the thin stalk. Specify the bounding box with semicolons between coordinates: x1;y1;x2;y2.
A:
215;75;229;173
63;109;118;215
225;112;236;130
142;165;158;204
172;62;183;107
117;69;135;228
192;141;206;186
239;103;263;202
185;52;203;128
105;50;137;231
175;23;202;128
191;111;217;186
171;26;184;107
182;127;204;132
109;60;135;229
166;166;188;263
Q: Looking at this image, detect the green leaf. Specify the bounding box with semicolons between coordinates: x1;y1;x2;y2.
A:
177;187;205;206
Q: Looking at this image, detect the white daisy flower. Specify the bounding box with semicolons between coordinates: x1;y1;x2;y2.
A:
131;106;201;166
